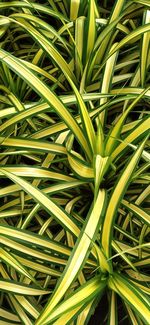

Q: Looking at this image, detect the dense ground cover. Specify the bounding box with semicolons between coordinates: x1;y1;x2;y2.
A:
0;0;149;324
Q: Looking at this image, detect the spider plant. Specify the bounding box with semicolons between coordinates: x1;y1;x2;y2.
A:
0;0;149;324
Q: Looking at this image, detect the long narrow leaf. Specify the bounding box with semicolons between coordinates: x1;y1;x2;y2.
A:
35;189;107;324
101;138;147;258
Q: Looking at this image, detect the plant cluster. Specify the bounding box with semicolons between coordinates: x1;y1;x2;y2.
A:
0;0;149;324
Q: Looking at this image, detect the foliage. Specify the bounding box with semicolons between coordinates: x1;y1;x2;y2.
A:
0;0;149;324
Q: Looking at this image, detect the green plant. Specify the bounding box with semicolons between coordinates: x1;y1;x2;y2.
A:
0;0;149;324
